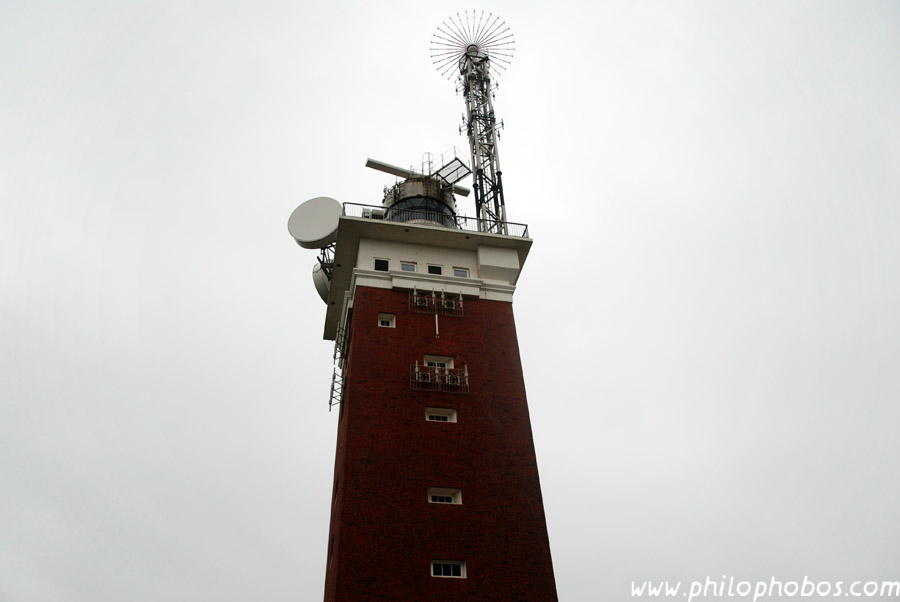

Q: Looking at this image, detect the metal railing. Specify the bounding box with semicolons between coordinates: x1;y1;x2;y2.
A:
410;363;470;394
409;290;464;317
343;202;529;238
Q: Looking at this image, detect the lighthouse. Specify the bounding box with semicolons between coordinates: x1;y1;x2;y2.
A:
289;12;558;601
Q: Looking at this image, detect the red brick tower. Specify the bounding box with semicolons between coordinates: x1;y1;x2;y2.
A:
288;12;557;601
317;201;557;601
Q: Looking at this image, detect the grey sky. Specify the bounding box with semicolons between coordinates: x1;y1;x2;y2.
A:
2;1;899;601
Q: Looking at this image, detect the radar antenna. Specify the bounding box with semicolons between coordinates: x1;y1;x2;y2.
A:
431;11;514;235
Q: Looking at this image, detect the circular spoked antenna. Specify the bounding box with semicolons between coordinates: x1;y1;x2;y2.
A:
288;196;341;249
431;11;514;81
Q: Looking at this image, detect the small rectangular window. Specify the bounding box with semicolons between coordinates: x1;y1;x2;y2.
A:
425;407;457;422
424;355;453;369
453;267;469;278
428;487;462;504
432;561;466;578
374;259;389;272
377;313;395;328
427;265;442;275
400;262;416;272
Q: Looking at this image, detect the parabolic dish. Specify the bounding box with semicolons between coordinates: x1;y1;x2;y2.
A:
312;262;330;304
288;196;341;249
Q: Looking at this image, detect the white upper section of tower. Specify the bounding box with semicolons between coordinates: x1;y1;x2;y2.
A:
319;212;531;340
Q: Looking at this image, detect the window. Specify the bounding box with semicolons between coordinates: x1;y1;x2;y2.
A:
432;561;466;578
453;267;469;278
378;313;395;328
400;262;416;272
427;264;442;275
425;407;457;423
424;355;453;370
374;258;389;272
428;487;462;504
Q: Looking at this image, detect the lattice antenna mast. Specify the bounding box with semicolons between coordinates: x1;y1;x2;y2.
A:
432;11;514;235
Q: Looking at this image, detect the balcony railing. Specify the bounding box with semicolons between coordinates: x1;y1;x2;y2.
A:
410;363;470;394
343;203;529;238
409;290;464;317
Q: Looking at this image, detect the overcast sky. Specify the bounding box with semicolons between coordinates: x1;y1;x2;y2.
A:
2;1;899;601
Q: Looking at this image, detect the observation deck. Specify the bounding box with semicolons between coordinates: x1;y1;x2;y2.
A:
320;203;532;340
342;203;529;238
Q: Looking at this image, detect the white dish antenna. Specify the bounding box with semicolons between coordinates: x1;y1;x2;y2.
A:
312;261;331;303
288;196;342;249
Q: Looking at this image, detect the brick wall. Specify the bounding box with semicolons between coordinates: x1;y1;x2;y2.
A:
323;286;558;601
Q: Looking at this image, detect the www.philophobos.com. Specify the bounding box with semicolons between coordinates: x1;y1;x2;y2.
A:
631;576;900;601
